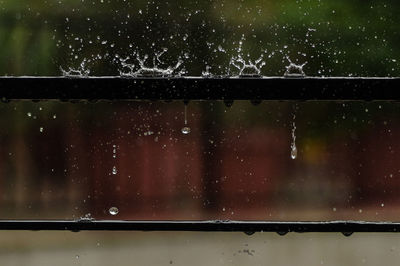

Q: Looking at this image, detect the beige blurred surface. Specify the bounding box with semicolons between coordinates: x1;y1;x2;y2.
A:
0;231;399;266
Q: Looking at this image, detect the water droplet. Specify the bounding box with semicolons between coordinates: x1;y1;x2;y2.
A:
27;112;32;117
342;232;353;237
181;127;191;135
60;58;90;77
75;255;80;259
112;166;117;175
290;113;297;159
79;213;94;221
53;114;57;119
112;145;117;159
39;127;44;133
144;130;154;136
109;207;119;215
290;144;297;159
181;105;191;134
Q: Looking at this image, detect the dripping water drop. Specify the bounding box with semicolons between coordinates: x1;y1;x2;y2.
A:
290;113;297;159
181;105;191;135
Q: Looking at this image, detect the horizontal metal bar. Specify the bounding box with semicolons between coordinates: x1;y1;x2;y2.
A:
0;76;399;101
0;220;399;233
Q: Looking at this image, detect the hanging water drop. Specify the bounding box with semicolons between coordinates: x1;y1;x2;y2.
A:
290;112;297;160
181;105;191;135
109;206;119;215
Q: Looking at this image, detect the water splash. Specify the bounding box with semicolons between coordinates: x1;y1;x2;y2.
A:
60;59;90;77
118;49;185;77
201;65;213;77
230;54;265;76
78;213;94;221
181;105;191;135
290;113;297;160
284;56;307;77
229;35;266;76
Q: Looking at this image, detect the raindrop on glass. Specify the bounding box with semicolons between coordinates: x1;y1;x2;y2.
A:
109;207;119;215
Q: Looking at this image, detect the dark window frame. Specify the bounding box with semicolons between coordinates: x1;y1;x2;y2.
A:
1;76;399;234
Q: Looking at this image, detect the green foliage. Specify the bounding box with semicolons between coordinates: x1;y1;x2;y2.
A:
0;0;398;76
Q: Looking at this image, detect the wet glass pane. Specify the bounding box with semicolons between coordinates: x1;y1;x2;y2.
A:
0;231;399;265
1;1;399;76
1;100;399;221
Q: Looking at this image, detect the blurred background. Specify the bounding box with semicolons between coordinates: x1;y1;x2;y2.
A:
0;0;399;76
